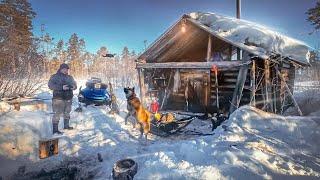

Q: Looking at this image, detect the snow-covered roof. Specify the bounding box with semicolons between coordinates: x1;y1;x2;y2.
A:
188;12;311;64
139;12;311;65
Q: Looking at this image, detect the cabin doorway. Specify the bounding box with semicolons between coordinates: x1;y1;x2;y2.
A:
166;70;209;113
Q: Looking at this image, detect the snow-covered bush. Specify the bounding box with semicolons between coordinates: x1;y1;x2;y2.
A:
0;71;45;99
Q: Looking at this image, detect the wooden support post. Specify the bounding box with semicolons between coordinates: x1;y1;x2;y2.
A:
264;59;273;112
228;45;233;61
237;49;241;60
229;51;250;114
275;66;303;116
214;67;219;109
204;72;209;109
206;35;212;61
207;70;211;106
274;63;281;113
250;60;256;107
137;68;146;105
160;70;174;110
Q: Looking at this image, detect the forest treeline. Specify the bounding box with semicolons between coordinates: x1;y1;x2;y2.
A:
0;0;138;98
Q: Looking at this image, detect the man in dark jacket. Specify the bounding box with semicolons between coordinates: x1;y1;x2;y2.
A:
48;63;77;134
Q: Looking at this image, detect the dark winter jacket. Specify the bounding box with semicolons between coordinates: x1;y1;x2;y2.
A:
48;71;77;100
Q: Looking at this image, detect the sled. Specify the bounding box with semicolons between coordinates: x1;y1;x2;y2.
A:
150;116;195;137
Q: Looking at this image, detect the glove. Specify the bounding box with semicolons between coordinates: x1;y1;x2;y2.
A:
63;85;70;90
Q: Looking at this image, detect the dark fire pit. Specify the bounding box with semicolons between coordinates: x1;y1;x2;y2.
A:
112;159;138;180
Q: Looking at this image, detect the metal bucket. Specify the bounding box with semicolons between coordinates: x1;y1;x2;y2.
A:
112;159;138;180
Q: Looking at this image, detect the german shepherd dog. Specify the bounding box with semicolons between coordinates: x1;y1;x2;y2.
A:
124;87;151;139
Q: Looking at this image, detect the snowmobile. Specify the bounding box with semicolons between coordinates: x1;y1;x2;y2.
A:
75;77;119;114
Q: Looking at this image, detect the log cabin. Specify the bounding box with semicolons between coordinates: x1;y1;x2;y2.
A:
136;12;311;116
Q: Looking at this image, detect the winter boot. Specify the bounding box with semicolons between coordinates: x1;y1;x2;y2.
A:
64;119;74;130
53;123;63;135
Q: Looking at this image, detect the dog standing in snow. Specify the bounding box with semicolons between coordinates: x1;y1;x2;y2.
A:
124;87;151;140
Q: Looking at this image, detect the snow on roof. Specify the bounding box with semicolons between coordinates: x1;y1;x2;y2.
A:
188;12;311;64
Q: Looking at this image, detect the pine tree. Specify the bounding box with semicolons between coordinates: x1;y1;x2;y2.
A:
121;46;130;59
67;33;81;77
55;39;64;60
0;0;36;73
306;1;320;32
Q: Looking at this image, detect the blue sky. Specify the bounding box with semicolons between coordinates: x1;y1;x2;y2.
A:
30;0;319;54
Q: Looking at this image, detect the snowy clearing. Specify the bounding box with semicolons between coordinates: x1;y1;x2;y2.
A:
0;89;320;179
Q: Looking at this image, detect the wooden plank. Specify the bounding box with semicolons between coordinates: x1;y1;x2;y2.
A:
275;66;303;116
211;84;251;90
250;60;256;106
229;51;250;114
228;45;233;61
207;70;211;107
264;59;273;112
204;71;210;107
206;35;212;61
223;72;239;76
137;69;146;105
160;70;174;110
213;67;219;109
137;61;244;69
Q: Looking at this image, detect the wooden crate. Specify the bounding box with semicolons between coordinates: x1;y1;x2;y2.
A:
39;138;59;159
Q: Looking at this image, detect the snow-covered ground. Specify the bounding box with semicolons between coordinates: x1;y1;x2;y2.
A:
0;86;320;179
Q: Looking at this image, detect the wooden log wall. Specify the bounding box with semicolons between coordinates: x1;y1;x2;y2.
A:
140;58;298;115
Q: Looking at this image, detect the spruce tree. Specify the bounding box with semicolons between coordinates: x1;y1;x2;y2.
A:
0;0;36;73
306;1;320;32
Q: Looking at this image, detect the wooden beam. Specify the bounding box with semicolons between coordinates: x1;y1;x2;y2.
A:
228;45;233;61
136;61;244;69
214;67;219;109
204;72;209;107
137;69;146;105
206;35;212;61
275;66;303;116
237;48;241;61
160;70;174;110
250;60;256;106
274;63;280;113
264;59;273;112
229;51;250;114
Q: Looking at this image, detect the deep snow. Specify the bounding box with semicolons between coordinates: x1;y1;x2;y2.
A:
0;88;320;179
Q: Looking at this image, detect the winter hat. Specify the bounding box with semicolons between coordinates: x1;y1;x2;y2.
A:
59;63;70;70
